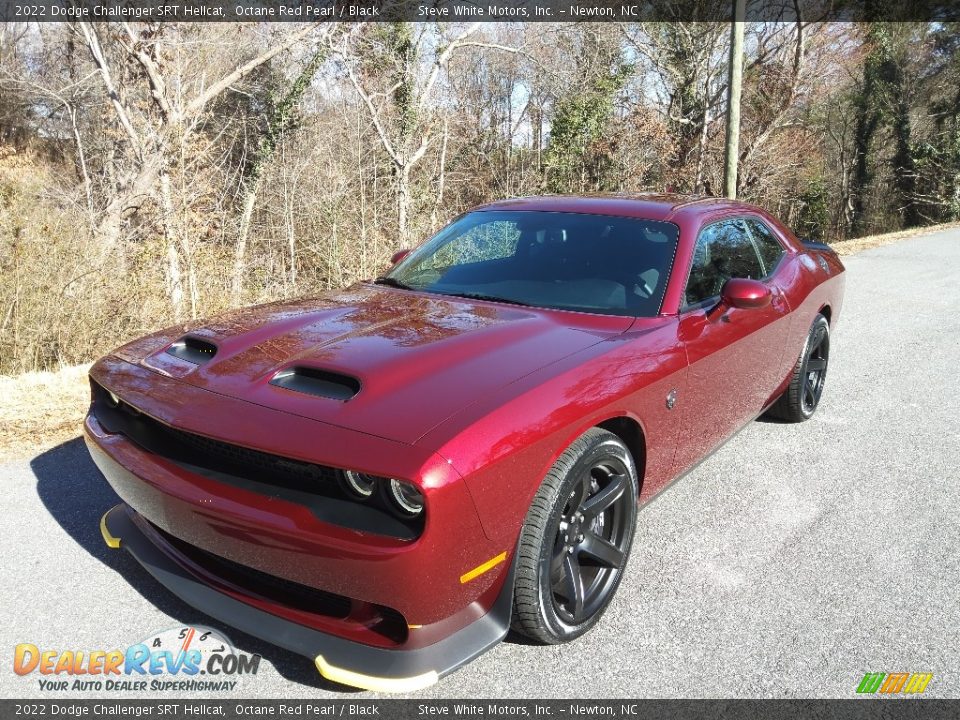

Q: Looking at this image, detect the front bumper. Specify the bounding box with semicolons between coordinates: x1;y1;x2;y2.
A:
84;355;517;690
100;503;514;692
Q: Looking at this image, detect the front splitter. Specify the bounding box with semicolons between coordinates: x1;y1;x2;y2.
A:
99;503;515;692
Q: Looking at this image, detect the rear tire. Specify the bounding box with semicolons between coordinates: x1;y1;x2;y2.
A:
511;428;638;644
768;314;830;422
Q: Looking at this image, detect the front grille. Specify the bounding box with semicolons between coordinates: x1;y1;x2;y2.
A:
92;385;340;497
168;423;340;492
89;379;424;539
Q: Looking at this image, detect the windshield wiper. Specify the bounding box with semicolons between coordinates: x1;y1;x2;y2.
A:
439;291;533;307
374;276;415;290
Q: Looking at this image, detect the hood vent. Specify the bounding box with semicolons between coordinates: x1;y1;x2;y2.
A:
166;336;218;365
270;367;361;402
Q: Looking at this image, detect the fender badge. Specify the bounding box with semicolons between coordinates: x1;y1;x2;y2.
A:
666;389;678;410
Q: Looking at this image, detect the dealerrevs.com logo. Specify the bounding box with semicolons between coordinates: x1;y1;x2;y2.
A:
14;626;259;692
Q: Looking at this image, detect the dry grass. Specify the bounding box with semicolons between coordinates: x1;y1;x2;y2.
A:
0;364;91;462
830;220;960;256
1;218;958;463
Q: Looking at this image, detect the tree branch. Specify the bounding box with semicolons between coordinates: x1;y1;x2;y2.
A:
418;23;481;112
343;56;402;166
76;22;142;154
120;22;173;123
185;23;323;118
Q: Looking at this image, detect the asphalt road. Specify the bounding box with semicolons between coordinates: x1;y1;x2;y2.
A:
2;230;959;700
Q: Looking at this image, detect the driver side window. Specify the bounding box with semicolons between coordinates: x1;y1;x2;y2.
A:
684;219;765;307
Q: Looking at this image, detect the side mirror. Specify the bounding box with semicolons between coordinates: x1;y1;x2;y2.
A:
720;278;771;310
390;249;412;265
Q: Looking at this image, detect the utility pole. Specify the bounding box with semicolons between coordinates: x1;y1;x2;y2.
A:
723;0;746;199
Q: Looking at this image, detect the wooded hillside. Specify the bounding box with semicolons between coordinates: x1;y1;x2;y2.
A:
1;20;958;374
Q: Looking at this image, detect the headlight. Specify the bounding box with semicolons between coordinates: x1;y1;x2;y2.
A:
338;470;378;500
384;478;424;517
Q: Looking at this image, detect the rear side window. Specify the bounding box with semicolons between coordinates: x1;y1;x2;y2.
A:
684;219;764;307
744;218;786;276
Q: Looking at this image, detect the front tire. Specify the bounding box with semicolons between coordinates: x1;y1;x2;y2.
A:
768;313;830;422
512;428;638;644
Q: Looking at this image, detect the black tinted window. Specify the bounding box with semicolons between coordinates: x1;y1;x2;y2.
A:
745;219;786;276
684;220;764;306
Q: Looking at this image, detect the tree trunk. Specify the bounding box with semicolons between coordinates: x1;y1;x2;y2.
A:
286;204;297;289
694;99;710;193
397;162;411;246
232;178;260;305
358;111;368;279
430;119;449;231
229;47;327;305
159;170;184;320
892;89;920;227
851;25;889;236
92;154;164;257
851;101;875;236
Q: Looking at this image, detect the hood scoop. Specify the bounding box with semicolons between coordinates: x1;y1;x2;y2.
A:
166;336;218;365
269;367;361;402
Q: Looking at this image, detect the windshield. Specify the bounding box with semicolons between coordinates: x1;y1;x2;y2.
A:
384;211;680;317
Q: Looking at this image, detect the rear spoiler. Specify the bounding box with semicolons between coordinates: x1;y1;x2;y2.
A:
801;239;833;253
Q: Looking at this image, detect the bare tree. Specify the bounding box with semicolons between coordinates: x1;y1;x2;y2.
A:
333;23;522;245
74;21;329;318
231;43;332;305
4;20;960;376
625;21;727;192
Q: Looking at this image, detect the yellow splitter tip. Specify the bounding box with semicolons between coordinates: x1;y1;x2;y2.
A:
314;655;438;693
100;507;122;549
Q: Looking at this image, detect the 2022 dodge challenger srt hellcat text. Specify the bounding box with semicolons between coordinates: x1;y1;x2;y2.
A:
86;194;844;691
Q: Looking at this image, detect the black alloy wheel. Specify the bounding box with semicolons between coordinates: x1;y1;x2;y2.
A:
768;313;831;422
801;319;830;415
548;462;633;624
512;428;638;644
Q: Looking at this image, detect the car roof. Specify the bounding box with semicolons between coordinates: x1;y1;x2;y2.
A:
471;193;760;223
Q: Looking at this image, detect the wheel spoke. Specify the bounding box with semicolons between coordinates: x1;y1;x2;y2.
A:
580;472;627;523
803;383;816;408
567;475;590;512
579;532;624;569
806;358;826;372
558;553;585;619
550;545;566;579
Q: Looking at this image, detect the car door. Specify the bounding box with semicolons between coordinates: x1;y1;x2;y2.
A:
741;216;796;387
671;217;792;475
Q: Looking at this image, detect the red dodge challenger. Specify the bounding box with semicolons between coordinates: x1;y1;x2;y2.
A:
87;194;844;691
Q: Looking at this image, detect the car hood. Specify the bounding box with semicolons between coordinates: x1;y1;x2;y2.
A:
112;284;632;444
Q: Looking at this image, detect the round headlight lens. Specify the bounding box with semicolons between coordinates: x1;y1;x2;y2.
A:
339;470;378;500
386;479;424;517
